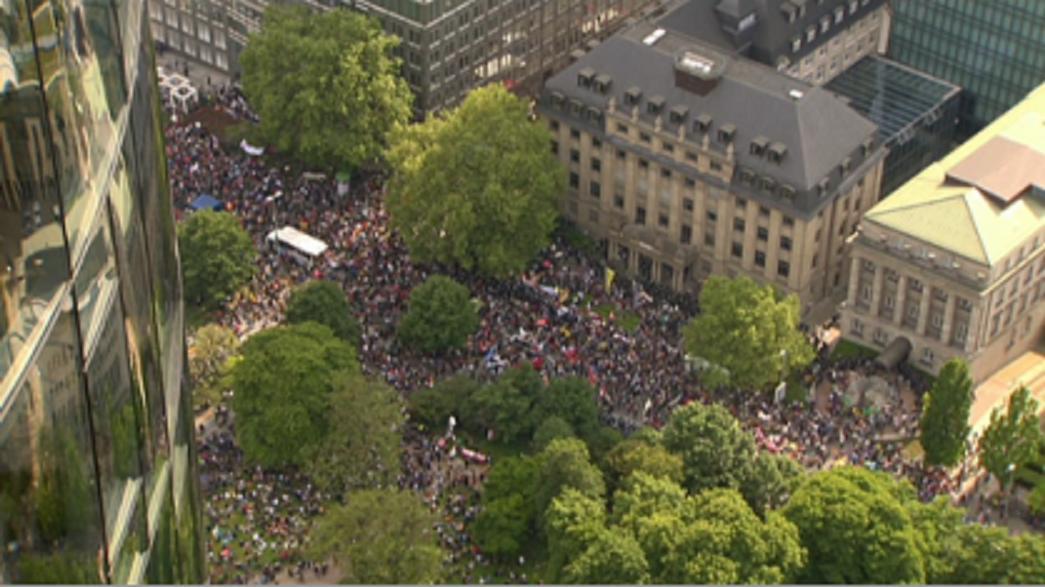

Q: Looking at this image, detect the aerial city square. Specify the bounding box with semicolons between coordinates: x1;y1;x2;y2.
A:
0;0;1043;584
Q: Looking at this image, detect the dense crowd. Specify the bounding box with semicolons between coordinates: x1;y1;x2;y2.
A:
169;88;955;582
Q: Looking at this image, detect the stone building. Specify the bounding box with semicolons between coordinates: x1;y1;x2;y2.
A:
537;21;884;317
656;0;891;86
841;83;1045;381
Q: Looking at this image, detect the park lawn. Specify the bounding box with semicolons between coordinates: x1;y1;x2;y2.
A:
593;303;642;334
829;338;878;362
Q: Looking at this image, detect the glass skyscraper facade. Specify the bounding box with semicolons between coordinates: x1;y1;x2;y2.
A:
0;0;204;583
889;0;1045;136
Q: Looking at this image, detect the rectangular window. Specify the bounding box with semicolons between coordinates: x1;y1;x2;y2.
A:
705;232;716;247
681;224;692;244
639;159;649;169
684;178;696;188
614;194;625;209
640;132;652;143
661;168;672;179
591;158;601;172
635;206;646;225
617;123;629;133
733;218;745;232
570;149;580;163
592;137;602;148
617;149;626;160
783;216;794;228
778;261;791;277
710;161;723;171
570;129;581;140
551;140;558;154
590;181;601;198
757;227;769;241
780;236;792;251
707;210;718;222
731;242;743;258
569;172;579;189
755;251;766;267
683;198;694;212
550;120;560;131
658;213;669;228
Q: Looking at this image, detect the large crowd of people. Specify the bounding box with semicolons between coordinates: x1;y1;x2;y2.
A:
169;87;958;583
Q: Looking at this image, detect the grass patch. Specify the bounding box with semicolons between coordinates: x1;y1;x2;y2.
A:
829;338;878;362
593;303;642;333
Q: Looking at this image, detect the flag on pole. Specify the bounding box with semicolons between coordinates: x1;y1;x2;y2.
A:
605;267;616;292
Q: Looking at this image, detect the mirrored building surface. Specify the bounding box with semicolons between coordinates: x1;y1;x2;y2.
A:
0;0;204;582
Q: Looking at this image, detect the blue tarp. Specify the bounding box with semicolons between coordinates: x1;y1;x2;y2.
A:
190;194;224;212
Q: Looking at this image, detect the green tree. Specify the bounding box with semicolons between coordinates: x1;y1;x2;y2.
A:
740;453;804;517
920;358;974;467
285;280;360;345
387;84;565;276
605;438;685;489
532;416;576;451
306;374;404;497
177;210;255;309
240;5;412;170
309;489;443;584
676;489;805;584
661;402;758;495
408;375;482;433
532;377;600;439
563;528;650;585
923;514;1045;584
535;438;606;524
189;323;240;410
978;386;1043;494
398;275;479;353
471;366;539;444
231;322;358;468
472;456;540;558
682;276;813;390
545;488;609;581
611;472;689;535
782;466;926;583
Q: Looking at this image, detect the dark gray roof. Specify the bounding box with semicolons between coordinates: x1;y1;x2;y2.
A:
542;24;877;192
657;0;887;69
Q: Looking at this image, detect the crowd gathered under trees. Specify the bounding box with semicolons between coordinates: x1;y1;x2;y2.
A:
172;5;1045;584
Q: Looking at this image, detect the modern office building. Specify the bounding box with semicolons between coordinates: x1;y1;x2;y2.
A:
825;55;961;198
655;0;891;86
538;20;884;316
841;83;1045;382
150;0;659;115
889;0;1045;137
0;0;205;583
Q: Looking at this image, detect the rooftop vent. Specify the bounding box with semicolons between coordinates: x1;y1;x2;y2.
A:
674;50;726;96
788;89;804;100
643;28;666;46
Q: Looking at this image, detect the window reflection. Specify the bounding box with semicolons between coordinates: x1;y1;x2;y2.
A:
0;301;104;583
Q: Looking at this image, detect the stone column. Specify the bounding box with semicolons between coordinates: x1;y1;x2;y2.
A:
916;286;932;335
893;274;907;326
846;253;861;305
940;293;957;344
869;262;884;315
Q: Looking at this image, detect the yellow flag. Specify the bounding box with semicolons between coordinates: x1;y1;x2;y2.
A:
605;267;616;292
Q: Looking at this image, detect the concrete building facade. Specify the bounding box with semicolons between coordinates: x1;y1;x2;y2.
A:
538;21;884;317
841;84;1045;382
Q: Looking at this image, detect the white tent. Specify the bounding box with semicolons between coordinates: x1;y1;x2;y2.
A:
266;226;329;265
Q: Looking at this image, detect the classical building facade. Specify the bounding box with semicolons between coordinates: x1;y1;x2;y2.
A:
538;21;884;316
841;84;1045;381
0;0;205;583
656;0;891;86
889;0;1045;137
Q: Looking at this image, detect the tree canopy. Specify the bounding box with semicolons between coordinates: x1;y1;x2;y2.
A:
781;466;925;584
306;374;404;497
309;489;443;584
919;358;974;467
387;84;565;276
978;386;1043;492
682;276;813;390
398;275;480;353
285;280;360;345
662;402;759;495
231;322;358;468
188;323;240;409
177;211;255;309
240;5;412;170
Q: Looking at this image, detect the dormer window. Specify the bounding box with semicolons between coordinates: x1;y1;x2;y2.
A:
750;136;769;156
805;25;815;42
694;113;712;133
669;105;689;124
568;99;583;116
624;86;642;106
781;1;797;22
759;176;776;192
737;167;755;185
717;123;736;144
819;15;830;33
647;95;665;114
577;68;595;88
817;177;830;197
550;92;566;110
791;36;801;53
861;137;874;156
778;184;796;200
841;157;852;175
768;142;788;163
586;106;602;123
849;0;859;15
834;5;845;23
594;73;613;94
